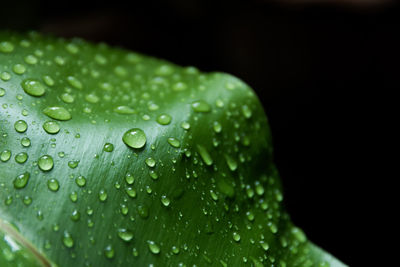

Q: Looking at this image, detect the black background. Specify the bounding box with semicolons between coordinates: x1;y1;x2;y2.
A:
3;1;397;265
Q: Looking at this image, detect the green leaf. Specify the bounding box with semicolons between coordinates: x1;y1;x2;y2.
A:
0;31;346;267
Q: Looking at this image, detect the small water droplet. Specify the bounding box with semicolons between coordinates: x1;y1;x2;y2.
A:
43;106;71;121
99;189;108;202
122;128;146;149
14;120;28;133
224;154;237;171
43;121;60;134
67;76;83;90
156;114;172;125
242;105;252;119
232;232;241;242
0;150;11;162
70;209;80;221
117;228;134;242
137;205;149;219
21;137;31;147
167;137;180;148
13;172;30;189
63;231;74;248
38;155;54;171
15;152;28;164
47;178;60;192
213;121;222;133
60;93;74;103
145;157;156;168
12;64;26;75
191;100;211;113
161;195;170;207
125;187;137;198
196;144;213;166
114;106;136;114
103;143;114;152
180;121;190;130
125;173;134;184
147;240;160;254
70;191;78;202
68;160;79;169
24;55;38;65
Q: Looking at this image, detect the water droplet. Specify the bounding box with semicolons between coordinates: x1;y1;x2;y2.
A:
43;106;71;121
66;43;79;54
242;105;252;119
232;232;241;242
67;76;83;89
0;88;6;97
99;189;108;202
145;157;156;168
103;143;114;152
167;137;180;148
196;144;213;166
137;205;149;219
14;120;28;133
12;64;26;75
224;154;237;171
256;241;268;253
13;172;30;189
38;155;54;171
68;160;79;169
172;82;187;91
15;152;28;164
23;196;32;206
291;227;307;243
125;187;137;198
210;190;218;201
70;209;80;221
0;150;11;162
43;121;60;134
147;240;161;254
122;128;146;149
47;178;60;192
125;173;134;184
70;191;78;202
149;170;158;180
246;211;255;221
0;41;14;53
213;121;222;133
43;75;54;86
60;93;74;103
63;231;74;248
180;121;190;130
114;106;136;115
0;72;11;81
172;245;180;254
191;100;211;113
255;181;264;196
156;114;172;125
161;195;170;207
117;228;134;242
21;137;31;147
24;55;38;65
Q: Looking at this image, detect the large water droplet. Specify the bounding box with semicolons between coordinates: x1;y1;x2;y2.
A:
43;106;71;121
161;195;170;207
103;143;114;152
125;173;134;184
38;155;54;171
225;154;237;171
75;175;86;187
145;157;156;168
122;128;146;149
232;232;241;242
137;205;149;219
167;137;180;148
125;187;137;198
67;76;83;90
21;79;46;97
99;189;108;202
21;137;31;147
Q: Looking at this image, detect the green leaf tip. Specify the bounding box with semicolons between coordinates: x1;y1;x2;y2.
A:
0;31;346;266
